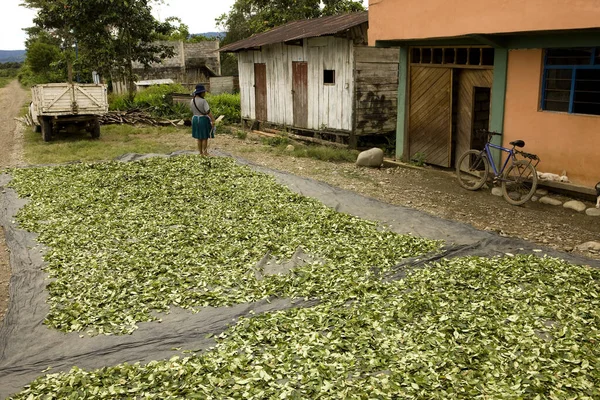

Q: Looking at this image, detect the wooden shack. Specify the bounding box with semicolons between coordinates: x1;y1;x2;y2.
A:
112;41;221;94
220;12;399;147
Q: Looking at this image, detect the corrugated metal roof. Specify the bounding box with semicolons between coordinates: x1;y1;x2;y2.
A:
220;11;368;52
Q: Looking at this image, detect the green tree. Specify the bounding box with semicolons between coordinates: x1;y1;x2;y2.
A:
217;0;364;46
19;28;67;85
22;0;176;94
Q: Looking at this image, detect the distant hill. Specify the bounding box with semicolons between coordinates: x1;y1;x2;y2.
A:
192;32;226;40
0;50;25;63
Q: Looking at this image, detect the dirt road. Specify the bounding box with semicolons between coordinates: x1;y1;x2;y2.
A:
0;80;28;322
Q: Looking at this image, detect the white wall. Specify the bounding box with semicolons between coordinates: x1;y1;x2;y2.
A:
238;37;355;131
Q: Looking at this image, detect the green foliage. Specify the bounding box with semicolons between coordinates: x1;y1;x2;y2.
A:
8;156;439;336
10;254;600;398
107;93;132;111
0;62;21;87
18;31;68;85
295;145;359;162
234;129;248;140
220;52;239;77
22;0;177;86
411;151;426;167
217;0;364;46
262;136;290;146
206;93;241;123
108;84;191;119
109;86;241;122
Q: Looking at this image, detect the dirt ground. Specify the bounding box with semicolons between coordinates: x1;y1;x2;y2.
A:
0;80;599;324
210;135;600;261
0;81;28;324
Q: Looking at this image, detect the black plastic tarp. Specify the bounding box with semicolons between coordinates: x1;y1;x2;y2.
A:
1;152;598;399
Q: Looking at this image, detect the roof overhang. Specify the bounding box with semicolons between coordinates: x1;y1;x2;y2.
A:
375;28;600;49
220;11;368;53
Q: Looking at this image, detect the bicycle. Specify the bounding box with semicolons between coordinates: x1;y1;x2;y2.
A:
456;129;541;206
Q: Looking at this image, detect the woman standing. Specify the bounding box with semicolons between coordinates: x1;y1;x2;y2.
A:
190;84;214;156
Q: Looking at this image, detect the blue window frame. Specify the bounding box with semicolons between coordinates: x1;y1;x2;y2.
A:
541;48;600;116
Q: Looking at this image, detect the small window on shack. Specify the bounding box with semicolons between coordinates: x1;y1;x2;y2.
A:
324;70;335;85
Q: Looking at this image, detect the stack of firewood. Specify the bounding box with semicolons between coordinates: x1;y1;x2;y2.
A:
99;109;187;127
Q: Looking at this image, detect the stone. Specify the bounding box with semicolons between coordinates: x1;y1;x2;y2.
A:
563;200;586;212
535;188;549;196
285;144;295;152
356;148;384;168
575;241;600;252
491;187;503;196
586;208;600;217
356;149;383;168
507;191;521;201
530;195;539;202
539;196;562;206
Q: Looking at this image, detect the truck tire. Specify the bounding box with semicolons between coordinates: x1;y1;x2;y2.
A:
91;118;101;139
41;117;52;142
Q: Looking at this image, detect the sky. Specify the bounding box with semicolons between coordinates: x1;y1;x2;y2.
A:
0;0;368;51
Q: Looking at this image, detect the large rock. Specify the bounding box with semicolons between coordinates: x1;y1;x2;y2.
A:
356;148;384;168
586;208;600;217
563;200;586;212
539;196;562;206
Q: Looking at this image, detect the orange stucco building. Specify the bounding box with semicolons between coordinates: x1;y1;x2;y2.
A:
369;0;600;187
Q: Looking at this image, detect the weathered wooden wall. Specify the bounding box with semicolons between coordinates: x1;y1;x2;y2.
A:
209;76;239;95
238;36;355;131
353;47;399;135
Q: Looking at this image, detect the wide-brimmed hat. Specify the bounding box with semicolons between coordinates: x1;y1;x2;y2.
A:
193;84;206;95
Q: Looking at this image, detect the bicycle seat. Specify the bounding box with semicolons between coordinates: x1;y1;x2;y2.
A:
510;140;525;148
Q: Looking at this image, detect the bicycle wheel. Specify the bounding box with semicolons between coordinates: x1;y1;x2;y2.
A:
456;150;489;190
501;160;538;205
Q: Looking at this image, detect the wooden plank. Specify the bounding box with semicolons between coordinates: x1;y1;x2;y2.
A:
356;90;398;98
251;129;347;148
355;83;399;92
254;63;267;121
355;120;397;135
355;76;399;85
354;47;399;64
355;63;399;73
292;61;308;128
408;66;453;167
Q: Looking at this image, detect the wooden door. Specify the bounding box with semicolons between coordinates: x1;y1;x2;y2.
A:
292;62;308;128
254;63;267;121
408;67;453;167
455;69;493;163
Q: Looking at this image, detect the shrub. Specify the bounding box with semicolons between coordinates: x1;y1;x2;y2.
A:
206;93;241;123
108;84;192;120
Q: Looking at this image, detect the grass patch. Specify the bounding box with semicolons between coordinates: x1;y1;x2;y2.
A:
0;76;14;88
262;138;359;163
23;124;194;165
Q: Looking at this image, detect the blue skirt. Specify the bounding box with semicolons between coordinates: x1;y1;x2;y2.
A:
192;115;214;139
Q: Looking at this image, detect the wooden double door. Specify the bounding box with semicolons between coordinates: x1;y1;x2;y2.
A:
408;67;493;167
253;62;309;128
